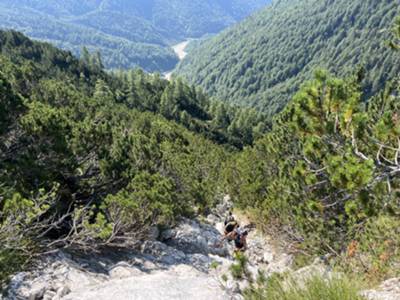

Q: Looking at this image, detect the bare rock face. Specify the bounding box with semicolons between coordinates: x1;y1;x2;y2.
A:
362;278;400;300
161;218;230;257
4;199;285;300
6;252;109;300
5;217;235;300
109;263;143;279
64;265;228;300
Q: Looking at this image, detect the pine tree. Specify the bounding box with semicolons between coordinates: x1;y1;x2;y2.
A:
81;46;91;66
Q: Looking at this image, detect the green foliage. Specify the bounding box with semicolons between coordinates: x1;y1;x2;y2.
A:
0;249;28;290
109;69;270;148
244;273;365;300
342;216;400;283
0;189;59;288
0;71;24;135
230;252;251;280
177;0;400;119
225;68;400;261
0;0;269;71
388;17;400;50
102;172;177;234
210;261;220;270
0;30;238;284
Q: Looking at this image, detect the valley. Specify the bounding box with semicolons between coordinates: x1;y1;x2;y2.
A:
1;1;400;299
172;40;190;60
0;0;270;72
164;40;191;80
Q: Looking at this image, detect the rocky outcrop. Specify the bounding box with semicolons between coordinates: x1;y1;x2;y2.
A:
64;265;228;300
4;216;237;300
4;195;398;300
161;219;229;257
362;278;400;300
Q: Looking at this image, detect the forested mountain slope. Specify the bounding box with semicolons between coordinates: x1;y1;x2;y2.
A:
1;15;400;298
0;30;269;283
176;0;400;118
0;0;270;72
224;17;400;291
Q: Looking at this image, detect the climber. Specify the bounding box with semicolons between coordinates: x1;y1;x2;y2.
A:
219;227;248;253
233;230;248;253
216;219;239;248
223;212;238;236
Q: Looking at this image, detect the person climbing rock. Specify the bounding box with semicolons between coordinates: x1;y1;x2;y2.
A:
224;212;238;236
218;228;248;254
233;230;248;253
221;227;238;242
217;220;239;248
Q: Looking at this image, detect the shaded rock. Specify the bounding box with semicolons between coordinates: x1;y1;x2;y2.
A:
148;226;160;240
141;240;186;265
160;229;174;241
163;218;229;257
187;254;213;272
7;274;49;300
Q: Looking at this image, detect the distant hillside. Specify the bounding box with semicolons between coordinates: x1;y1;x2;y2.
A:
175;0;400;118
0;0;270;72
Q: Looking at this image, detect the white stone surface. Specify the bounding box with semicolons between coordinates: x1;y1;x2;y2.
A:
64;265;227;300
362;278;400;300
6;199;287;300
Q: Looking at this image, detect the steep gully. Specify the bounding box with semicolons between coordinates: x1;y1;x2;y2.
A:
4;197;399;300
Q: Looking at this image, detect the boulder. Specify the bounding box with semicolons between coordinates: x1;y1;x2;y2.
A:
160;229;175;241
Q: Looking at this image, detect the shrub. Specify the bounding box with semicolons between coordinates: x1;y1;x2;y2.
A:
341;215;400;283
244;273;365;300
230;252;251;280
